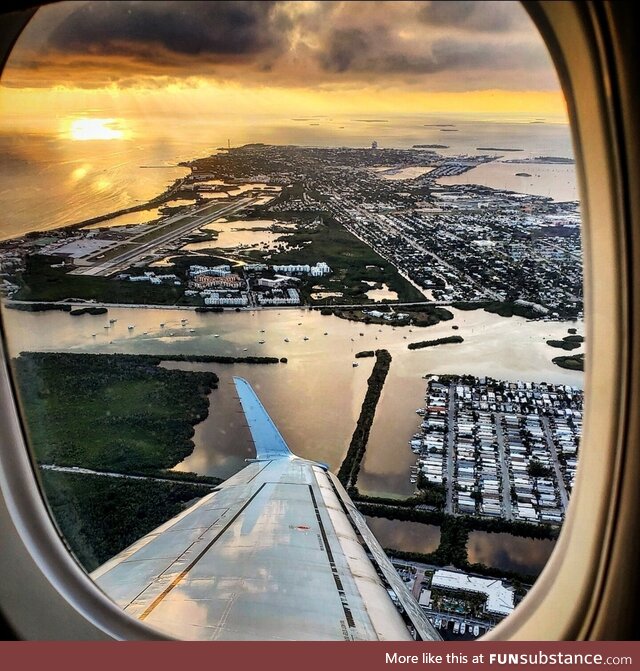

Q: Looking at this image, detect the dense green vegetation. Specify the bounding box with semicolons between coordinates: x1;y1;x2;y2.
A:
337;349;392;487
353;498;557;540
528;458;553;478
452;300;544;319
149;353;282;365
408;335;464;350
69;307;108;316
41;470;211;571
14;255;186;305
552;353;585;371
330;304;454;328
547;334;584;351
14;352;218;472
7;302;72;313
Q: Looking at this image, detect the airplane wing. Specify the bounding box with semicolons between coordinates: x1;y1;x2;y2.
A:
92;378;441;641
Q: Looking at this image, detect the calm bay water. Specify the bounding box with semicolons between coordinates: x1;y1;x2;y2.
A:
2;305;583;493
0;115;575;241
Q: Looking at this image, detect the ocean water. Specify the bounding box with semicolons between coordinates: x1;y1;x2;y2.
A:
0;114;576;241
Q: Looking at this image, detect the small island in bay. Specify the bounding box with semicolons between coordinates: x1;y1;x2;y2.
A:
413;144;449;149
552;353;584;371
504;155;575;165
476;147;523;152
546;334;584;351
407;335;464;350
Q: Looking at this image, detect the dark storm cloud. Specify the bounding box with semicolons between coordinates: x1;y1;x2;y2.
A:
318;28;372;73
319;32;546;76
48;1;289;61
417;0;529;32
3;0;557;91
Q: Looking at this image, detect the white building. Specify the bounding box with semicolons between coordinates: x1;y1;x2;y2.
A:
189;264;231;277
431;569;515;617
203;291;248;307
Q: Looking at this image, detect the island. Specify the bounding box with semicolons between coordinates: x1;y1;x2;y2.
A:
552;353;584;371
476;147;523;152
413;144;449;149
546;334;584;351
407;335;464;350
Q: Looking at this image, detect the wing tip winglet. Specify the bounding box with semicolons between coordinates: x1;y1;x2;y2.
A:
233;376;294;460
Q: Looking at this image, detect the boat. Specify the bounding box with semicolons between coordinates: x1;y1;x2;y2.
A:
91;333;96;337
128;325;134;330
258;340;265;344
284;338;289;342
143;331;148;335
243;348;248;351
473;625;480;637
189;329;195;333
323;332;328;335
181;318;188;324
109;318;117;324
160;322;165;327
359;333;364;336
410;477;417;484
453;622;460;635
214;334;220;338
460;622;466;635
104;325;109;329
303;336;309;341
169;332;174;336
352;362;358;367
416;408;426;415
259;329;265;333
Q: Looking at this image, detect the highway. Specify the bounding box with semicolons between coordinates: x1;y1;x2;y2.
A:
71;196;256;278
40;464;216;488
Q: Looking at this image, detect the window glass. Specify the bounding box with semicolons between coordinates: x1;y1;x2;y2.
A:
0;1;583;640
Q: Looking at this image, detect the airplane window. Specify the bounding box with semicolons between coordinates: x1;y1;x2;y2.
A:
0;1;584;640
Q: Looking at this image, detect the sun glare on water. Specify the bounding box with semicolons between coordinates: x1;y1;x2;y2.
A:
67;118;128;141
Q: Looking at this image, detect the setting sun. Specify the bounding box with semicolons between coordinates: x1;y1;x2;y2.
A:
67;117;128;141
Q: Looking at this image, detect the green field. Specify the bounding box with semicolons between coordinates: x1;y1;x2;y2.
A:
14;255;186;305
14;352;219;472
249;215;426;304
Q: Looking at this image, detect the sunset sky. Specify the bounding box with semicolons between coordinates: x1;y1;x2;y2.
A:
0;0;567;136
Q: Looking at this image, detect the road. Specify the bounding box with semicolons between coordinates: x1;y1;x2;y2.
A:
40;464;217;488
445;383;456;515
345;207;502;301
493;412;514;521
71;197;256;278
540;416;570;510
